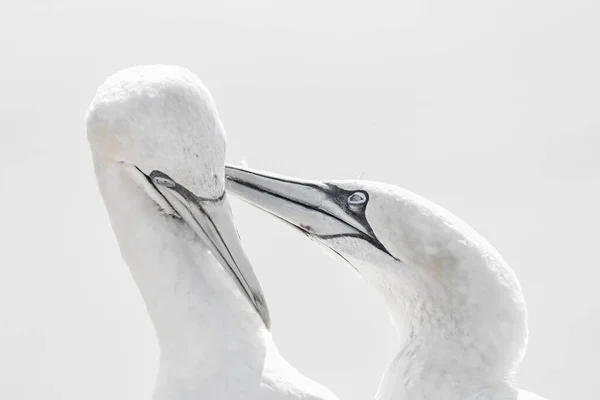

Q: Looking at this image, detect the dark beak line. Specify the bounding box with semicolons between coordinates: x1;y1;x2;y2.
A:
147;171;237;270
138;167;270;328
226;165;328;210
148;170;257;303
149;170;225;204
226;174;357;238
226;165;324;191
226;170;400;261
136;166;179;216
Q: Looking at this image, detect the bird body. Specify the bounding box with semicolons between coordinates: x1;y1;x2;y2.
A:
86;65;337;400
225;166;549;400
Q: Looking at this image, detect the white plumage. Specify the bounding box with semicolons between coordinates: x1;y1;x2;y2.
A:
86;65;338;400
225;166;550;400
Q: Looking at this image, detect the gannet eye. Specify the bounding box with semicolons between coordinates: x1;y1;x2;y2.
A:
347;191;367;205
153;176;176;188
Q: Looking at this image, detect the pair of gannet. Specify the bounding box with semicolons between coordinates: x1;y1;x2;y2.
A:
86;65;547;400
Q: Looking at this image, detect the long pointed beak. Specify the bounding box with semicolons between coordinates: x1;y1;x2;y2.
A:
149;170;271;329
224;165;366;237
223;165;394;260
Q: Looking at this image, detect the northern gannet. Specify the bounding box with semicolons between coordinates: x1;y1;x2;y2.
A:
224;165;549;400
85;65;338;400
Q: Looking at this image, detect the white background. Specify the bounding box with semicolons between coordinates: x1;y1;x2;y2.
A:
0;1;598;399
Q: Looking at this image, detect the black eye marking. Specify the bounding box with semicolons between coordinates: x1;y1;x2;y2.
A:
323;185;369;216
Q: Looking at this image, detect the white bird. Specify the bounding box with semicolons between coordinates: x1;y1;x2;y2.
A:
85;65;338;400
224;165;550;400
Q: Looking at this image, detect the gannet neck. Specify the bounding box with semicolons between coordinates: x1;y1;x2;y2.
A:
95;162;339;400
221;167;544;400
355;239;528;400
94;161;270;382
86;67;339;400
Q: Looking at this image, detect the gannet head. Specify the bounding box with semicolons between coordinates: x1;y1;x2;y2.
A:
224;165;446;269
225;165;528;375
86;66;270;328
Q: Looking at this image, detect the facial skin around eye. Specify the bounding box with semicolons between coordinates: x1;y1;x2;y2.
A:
347;191;367;205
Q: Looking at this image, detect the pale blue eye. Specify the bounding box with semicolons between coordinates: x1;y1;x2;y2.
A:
347;192;367;205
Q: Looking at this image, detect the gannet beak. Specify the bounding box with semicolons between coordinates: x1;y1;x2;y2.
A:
149;170;271;329
224;165;394;258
